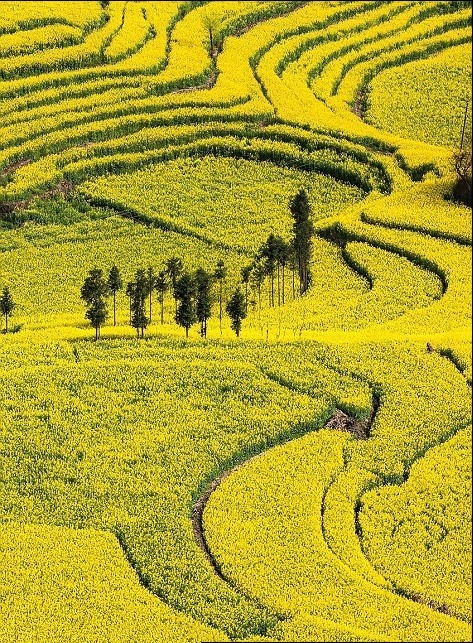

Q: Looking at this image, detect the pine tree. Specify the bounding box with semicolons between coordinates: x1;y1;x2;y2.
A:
273;236;289;306
146;266;156;324
165;257;183;316
0;286;15;333
259;234;278;306
80;268;109;339
287;242;298;299
290;189;313;295
125;281;134;324
214;259;227;334
275;237;290;305
226;287;246;338
240;264;253;313
130;269;149;338
107;265;122;326
175;272;197;338
195;267;212;338
250;259;266;317
155;270;168;325
85;298;107;340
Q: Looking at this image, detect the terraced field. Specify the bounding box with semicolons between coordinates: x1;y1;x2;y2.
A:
0;2;471;642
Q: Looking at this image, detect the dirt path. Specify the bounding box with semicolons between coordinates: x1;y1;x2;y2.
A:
0;180;73;216
192;401;378;579
0;158;32;179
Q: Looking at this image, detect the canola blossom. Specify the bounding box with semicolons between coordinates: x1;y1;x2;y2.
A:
0;1;471;641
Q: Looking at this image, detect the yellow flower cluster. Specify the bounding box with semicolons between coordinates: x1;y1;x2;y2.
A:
366;43;472;148
0;1;471;641
0;23;82;58
204;428;470;641
104;2;155;63
0;341;340;638
203;340;472;641
0;1;103;33
0;157;364;331
0;522;228;642
0;119;390;204
262;2;471;174
0;2;126;80
359;425;472;621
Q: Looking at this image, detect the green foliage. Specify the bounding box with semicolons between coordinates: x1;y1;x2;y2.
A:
80;267;108;339
0;285;15;332
154;269;168;325
290;189;313;295
226;287;247;337
175;271;197;337
107;264;122;326
195;267;213;338
129;269;149;338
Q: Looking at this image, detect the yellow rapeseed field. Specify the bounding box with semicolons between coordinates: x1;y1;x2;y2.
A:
0;1;471;641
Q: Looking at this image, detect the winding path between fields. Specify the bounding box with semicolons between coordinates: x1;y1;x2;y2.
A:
191;401;377;583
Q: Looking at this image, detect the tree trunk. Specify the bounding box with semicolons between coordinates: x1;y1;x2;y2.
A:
219;281;223;334
186;326;189;338
292;267;295;299
277;263;280;307
299;257;306;295
5;313;8;333
95;325;99;341
149;291;152;324
160;296;164;324
113;291;117;326
282;264;285;305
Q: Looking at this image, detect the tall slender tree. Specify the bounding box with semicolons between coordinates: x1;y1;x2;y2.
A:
130;269;149;338
287;242;298;299
125;281;134;324
195;267;213;338
250;259;266;317
146;266;156;324
0;286;15;333
272;236;289;306
175;271;197;338
80;268;109;340
240;264;253;313
214;259;227;334
276;238;290;305
155;270;168;325
107;265;122;326
290;189;313;295
165;257;183;316
259;234;278;306
201;11;221;56
226;287;246;337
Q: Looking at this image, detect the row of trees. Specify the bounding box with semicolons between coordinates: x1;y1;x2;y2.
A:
80;189;314;339
242;188;314;310
81;260;247;340
0;191;313;339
